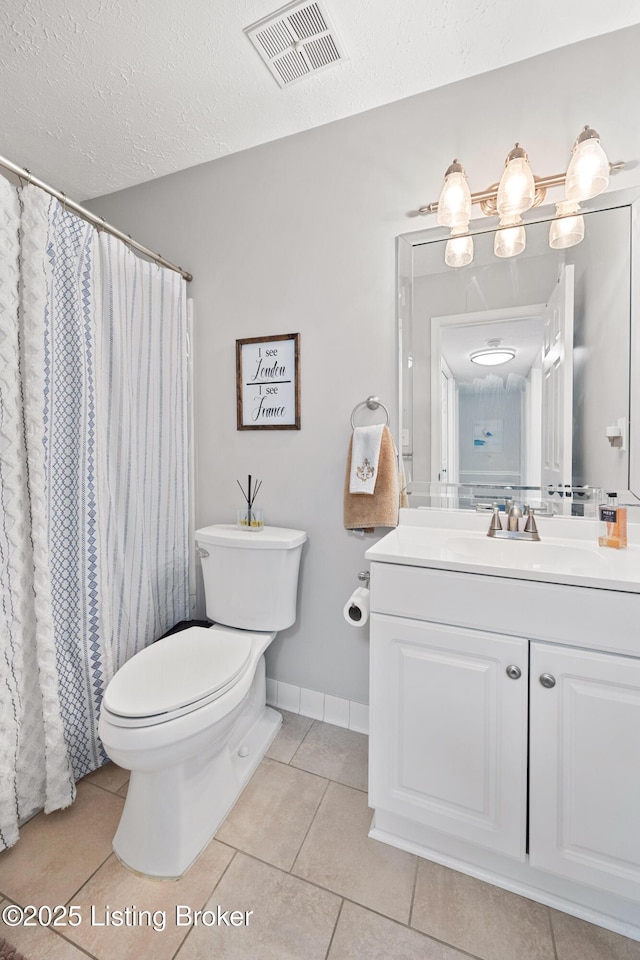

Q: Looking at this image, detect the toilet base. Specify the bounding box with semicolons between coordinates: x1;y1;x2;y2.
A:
111;667;282;878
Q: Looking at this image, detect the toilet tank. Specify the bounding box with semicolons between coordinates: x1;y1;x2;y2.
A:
195;524;307;631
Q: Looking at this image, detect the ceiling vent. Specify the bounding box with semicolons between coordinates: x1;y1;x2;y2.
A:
245;0;346;88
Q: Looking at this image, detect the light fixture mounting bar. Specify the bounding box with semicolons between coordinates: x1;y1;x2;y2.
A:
419;161;625;217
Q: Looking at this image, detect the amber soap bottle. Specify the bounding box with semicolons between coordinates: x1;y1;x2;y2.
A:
598;492;627;549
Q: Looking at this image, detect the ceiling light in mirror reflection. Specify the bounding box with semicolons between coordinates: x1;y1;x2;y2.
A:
470;340;516;366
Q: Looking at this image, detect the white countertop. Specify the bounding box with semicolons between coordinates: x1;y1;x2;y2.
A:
365;509;640;593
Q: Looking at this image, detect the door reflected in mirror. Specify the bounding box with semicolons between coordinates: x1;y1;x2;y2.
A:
399;195;638;509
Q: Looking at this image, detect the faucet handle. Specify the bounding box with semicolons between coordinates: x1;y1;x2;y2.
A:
524;505;540;539
488;502;503;536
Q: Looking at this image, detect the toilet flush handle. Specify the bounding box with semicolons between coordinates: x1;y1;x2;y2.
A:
197;547;209;559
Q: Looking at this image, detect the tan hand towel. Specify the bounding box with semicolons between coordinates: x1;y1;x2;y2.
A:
344;425;401;532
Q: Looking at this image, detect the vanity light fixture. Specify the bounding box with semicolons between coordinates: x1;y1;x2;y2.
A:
438;159;474;268
445;227;474;268
495;215;526;258
549;199;584;249
565;126;610;202
496;144;536;219
470;339;516;366
423;126;623;267
437;160;472;229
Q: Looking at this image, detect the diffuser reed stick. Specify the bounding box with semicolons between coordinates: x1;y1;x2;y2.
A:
237;474;262;527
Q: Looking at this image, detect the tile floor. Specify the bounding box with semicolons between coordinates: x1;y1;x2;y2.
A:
0;712;639;960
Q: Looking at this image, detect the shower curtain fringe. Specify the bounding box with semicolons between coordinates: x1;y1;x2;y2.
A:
0;153;192;282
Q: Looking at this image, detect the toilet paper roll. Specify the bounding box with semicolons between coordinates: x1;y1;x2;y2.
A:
343;587;370;627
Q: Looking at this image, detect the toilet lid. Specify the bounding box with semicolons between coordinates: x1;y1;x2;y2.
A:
103;626;253;720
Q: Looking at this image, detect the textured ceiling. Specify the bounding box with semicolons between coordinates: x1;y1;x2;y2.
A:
1;0;639;200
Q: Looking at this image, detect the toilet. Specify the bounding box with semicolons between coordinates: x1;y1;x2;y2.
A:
98;523;306;878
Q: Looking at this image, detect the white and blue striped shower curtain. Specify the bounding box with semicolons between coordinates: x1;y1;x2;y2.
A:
0;180;190;849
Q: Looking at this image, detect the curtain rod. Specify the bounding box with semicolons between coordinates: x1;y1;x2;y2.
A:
0;154;193;283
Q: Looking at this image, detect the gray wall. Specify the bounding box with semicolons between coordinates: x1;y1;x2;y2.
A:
88;25;640;704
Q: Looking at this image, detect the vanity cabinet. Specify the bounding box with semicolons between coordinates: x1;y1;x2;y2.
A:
369;615;528;858
366;548;640;939
529;642;640;902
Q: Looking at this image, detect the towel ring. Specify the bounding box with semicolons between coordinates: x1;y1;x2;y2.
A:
350;396;390;430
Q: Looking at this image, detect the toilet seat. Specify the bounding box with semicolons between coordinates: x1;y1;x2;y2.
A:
102;626;257;728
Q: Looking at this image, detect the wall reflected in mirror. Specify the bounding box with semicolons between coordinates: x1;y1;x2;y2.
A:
399;197;637;512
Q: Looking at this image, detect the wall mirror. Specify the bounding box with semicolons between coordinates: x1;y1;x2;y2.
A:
398;188;640;513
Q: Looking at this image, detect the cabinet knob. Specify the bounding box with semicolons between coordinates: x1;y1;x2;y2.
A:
539;673;556;689
506;665;521;680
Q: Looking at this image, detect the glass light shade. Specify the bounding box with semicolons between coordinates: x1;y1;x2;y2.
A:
549;200;585;249
445;230;474;268
470;347;516;366
494;216;526;258
496;155;536;217
565;137;609;201
437;167;472;229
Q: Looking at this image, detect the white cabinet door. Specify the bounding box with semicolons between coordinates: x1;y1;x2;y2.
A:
369;614;528;859
530;642;640;902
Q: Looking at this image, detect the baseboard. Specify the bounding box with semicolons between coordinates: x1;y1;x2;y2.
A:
265;678;369;735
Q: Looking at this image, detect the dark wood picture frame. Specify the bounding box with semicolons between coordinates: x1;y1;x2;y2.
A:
236;333;301;430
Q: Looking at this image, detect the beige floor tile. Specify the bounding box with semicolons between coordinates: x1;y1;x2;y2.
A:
0;783;124;906
175;852;341;960
293;781;416;923
117;781;129;798
82;760;130;794
216;758;328;870
0;915;90;960
266;710;314;763
412;859;555;960
328;900;472;960
62;841;234;960
291;722;369;792
551;909;640;960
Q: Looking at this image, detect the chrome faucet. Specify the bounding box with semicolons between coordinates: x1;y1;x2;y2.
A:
487;502;540;541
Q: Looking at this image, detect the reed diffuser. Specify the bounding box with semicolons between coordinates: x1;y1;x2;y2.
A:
237;474;264;531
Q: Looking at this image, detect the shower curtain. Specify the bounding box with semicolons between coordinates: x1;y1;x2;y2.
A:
0;179;190;849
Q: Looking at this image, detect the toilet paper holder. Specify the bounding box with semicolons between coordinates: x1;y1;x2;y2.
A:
344;576;371;627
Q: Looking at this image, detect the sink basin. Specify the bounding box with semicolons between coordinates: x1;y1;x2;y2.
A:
444;536;610;577
365;510;640;592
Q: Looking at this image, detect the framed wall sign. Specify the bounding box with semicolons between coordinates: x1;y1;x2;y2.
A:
236;333;301;430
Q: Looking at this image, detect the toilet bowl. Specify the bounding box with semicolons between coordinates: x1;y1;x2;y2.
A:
98;523;306;878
